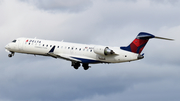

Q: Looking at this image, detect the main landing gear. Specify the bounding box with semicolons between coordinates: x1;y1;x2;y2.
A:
8;52;15;58
71;62;90;70
72;61;81;69
82;63;90;70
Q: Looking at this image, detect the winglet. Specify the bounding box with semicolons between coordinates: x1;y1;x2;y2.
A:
49;46;56;53
47;46;57;58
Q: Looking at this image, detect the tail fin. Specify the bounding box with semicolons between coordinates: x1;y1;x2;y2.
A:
120;32;173;54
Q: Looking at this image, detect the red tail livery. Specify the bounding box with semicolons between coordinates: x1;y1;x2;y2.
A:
121;32;155;54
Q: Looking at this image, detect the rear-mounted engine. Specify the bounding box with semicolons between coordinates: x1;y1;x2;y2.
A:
94;46;114;55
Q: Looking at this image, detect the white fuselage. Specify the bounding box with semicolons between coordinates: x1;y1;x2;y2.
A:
5;37;140;64
5;31;172;70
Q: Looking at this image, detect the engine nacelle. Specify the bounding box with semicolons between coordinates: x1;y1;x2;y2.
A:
94;46;114;56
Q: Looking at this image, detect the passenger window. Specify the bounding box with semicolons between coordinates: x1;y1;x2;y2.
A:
57;46;59;48
79;48;81;51
50;45;52;47
43;44;44;46
72;47;73;50
68;47;70;49
46;45;48;47
90;50;92;52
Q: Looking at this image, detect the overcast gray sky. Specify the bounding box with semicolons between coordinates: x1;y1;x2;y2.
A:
0;0;180;101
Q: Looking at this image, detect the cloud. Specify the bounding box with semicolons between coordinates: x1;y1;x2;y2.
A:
1;60;179;101
151;0;180;4
20;0;93;13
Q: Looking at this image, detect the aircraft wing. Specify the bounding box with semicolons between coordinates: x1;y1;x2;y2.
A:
47;46;102;63
47;46;81;62
57;54;81;62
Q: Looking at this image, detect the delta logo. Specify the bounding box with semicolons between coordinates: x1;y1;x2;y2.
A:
25;39;41;43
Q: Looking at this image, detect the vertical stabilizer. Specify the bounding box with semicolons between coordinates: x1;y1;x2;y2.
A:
120;32;155;54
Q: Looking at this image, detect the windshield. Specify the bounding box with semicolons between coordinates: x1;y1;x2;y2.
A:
12;40;16;43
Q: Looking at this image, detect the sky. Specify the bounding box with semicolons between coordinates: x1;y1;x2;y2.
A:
0;0;180;101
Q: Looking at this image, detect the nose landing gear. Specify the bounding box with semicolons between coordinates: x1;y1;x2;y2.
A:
8;52;15;58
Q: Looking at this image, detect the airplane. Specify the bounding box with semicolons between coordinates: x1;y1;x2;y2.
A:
5;32;173;70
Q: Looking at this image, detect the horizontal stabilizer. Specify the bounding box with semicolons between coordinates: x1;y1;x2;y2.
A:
136;32;155;39
155;36;174;41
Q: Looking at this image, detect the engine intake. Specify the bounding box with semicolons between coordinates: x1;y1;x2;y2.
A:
94;46;114;56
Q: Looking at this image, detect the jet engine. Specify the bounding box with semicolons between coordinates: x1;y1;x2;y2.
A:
94;46;114;55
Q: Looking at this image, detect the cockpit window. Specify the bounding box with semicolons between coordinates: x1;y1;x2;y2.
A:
12;40;16;43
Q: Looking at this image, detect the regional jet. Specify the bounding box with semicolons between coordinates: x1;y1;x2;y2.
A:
5;32;173;70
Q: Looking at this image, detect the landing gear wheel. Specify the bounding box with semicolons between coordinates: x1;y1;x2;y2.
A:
82;63;90;70
84;67;89;70
8;54;12;57
74;65;79;69
8;52;14;58
72;62;81;70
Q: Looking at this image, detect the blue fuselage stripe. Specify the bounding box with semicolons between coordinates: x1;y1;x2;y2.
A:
71;57;102;63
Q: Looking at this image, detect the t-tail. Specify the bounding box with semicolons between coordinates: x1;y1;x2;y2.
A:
120;32;174;54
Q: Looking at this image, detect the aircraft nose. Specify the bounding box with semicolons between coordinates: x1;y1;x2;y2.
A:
5;44;9;49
